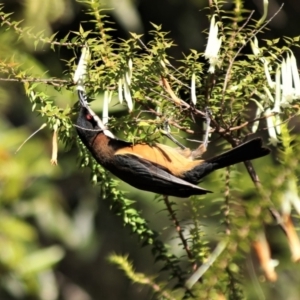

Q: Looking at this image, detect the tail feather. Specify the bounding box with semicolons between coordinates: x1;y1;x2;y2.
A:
205;138;270;170
182;138;270;184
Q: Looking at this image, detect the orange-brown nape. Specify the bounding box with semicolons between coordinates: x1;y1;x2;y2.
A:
77;106;270;197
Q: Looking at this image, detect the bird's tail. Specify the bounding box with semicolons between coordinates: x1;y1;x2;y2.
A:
183;138;270;183
205;138;270;169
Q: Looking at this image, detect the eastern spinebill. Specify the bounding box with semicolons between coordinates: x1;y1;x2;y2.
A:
76;94;270;198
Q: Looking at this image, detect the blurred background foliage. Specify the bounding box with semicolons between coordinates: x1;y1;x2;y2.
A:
1;0;300;299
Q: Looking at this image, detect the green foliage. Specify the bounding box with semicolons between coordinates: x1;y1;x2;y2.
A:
1;0;300;299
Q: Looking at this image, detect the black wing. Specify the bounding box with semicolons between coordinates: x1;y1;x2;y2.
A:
110;154;212;198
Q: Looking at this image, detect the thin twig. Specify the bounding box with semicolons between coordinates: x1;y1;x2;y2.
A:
0;77;70;87
0;14;82;47
163;195;194;260
142;277;176;300
221;4;284;106
185;239;228;289
243;160;287;236
222;10;255;104
15;123;47;154
224;167;231;236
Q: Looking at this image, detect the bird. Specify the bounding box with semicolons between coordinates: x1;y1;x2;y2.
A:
76;99;270;198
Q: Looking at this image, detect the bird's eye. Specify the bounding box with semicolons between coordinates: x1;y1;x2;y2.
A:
86;114;93;120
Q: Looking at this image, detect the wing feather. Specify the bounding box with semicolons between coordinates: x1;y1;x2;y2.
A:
111;153;211;197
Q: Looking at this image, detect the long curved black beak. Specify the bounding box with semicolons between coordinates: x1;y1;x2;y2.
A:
74;46;90;108
78;89;89;108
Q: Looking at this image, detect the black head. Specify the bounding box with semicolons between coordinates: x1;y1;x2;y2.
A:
76;107;101;145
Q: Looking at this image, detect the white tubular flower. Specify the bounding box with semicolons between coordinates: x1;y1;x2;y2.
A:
264;61;275;88
123;76;133;112
250;37;268;66
204;15;222;73
73;46;90;91
273;65;281;113
128;58;133;76
263;86;274;103
103;91;109;126
125;58;133;86
251;98;264;133
272;66;282;134
250;37;260;56
262;51;300;109
257;0;269;26
274;114;281;135
265;108;279;146
125;72;131;86
281;56;294;105
160;59;166;68
102;90;113;125
118;78;123;104
290;51;300;98
119;59;134;111
191;73;197;105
